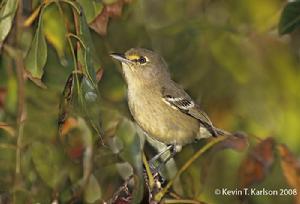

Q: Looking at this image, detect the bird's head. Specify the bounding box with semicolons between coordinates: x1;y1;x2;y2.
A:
110;48;170;87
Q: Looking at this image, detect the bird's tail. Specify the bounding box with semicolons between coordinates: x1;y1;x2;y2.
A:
198;125;245;139
214;127;231;136
214;127;246;138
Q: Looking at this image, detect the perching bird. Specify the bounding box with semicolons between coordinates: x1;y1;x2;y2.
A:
110;48;231;154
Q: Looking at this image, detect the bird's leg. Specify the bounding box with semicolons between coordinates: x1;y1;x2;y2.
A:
148;145;173;171
149;145;177;175
155;146;177;173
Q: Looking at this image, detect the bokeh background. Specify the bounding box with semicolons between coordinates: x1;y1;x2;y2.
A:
0;0;300;203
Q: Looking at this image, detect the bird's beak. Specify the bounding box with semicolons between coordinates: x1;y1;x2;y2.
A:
110;53;133;64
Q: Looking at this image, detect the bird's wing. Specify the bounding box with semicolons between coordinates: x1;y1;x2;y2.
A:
161;84;218;137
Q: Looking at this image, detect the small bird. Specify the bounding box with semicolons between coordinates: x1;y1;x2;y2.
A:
110;48;230;154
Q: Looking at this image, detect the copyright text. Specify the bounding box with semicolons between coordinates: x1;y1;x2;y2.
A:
214;188;297;196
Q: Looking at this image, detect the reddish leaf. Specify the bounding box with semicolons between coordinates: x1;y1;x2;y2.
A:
0;87;6;108
89;9;109;36
89;0;129;36
58;116;82;160
239;137;275;188
278;144;300;203
67;144;85;160
59;117;78;138
105;0;123;17
96;68;104;82
213;134;249;152
58;117;84;160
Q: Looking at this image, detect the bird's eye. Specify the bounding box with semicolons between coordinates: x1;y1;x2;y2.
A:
138;56;147;64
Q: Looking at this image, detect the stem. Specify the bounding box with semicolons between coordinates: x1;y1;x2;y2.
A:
67;35;78;71
142;153;155;189
60;0;81;14
15;122;24;175
15;0;25;173
14;0;26;197
154;136;228;201
67;33;86;50
72;7;82;72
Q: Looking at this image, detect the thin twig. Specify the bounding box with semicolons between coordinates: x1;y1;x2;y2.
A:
67;33;87;50
72;7;82;72
154;136;228;201
143;153;155;189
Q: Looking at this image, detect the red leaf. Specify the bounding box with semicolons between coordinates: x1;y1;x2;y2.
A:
106;0;124;17
59;117;78;137
89;0;130;36
0;87;6;108
90;9;109;36
214;134;249;152
96;68;104;82
239;137;275;188
67;145;84;160
278;144;300;204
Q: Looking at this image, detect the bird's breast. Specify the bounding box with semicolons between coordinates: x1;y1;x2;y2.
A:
127;87;199;145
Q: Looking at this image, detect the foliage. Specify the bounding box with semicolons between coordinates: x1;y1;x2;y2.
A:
0;0;300;203
279;0;300;35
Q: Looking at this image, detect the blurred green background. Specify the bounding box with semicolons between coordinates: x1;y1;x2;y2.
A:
1;0;300;203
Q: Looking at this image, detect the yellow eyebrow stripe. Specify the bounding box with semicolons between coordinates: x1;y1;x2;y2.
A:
127;54;140;60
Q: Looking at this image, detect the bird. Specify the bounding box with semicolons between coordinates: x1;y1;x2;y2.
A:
110;48;231;159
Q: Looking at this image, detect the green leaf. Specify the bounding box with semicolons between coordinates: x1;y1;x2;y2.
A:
42;3;67;61
80;76;103;138
77;14;100;85
0;0;19;42
115;119;144;203
116;119;141;169
77;0;104;23
84;174;102;203
31;142;68;188
278;1;300;35
58;73;103;141
25;7;47;79
66;1;101;85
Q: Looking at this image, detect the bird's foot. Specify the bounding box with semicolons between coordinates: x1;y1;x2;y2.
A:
148;145;173;167
148;144;178;175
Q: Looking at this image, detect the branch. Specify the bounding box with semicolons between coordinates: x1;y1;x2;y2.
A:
13;0;26;200
154;136;228;201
